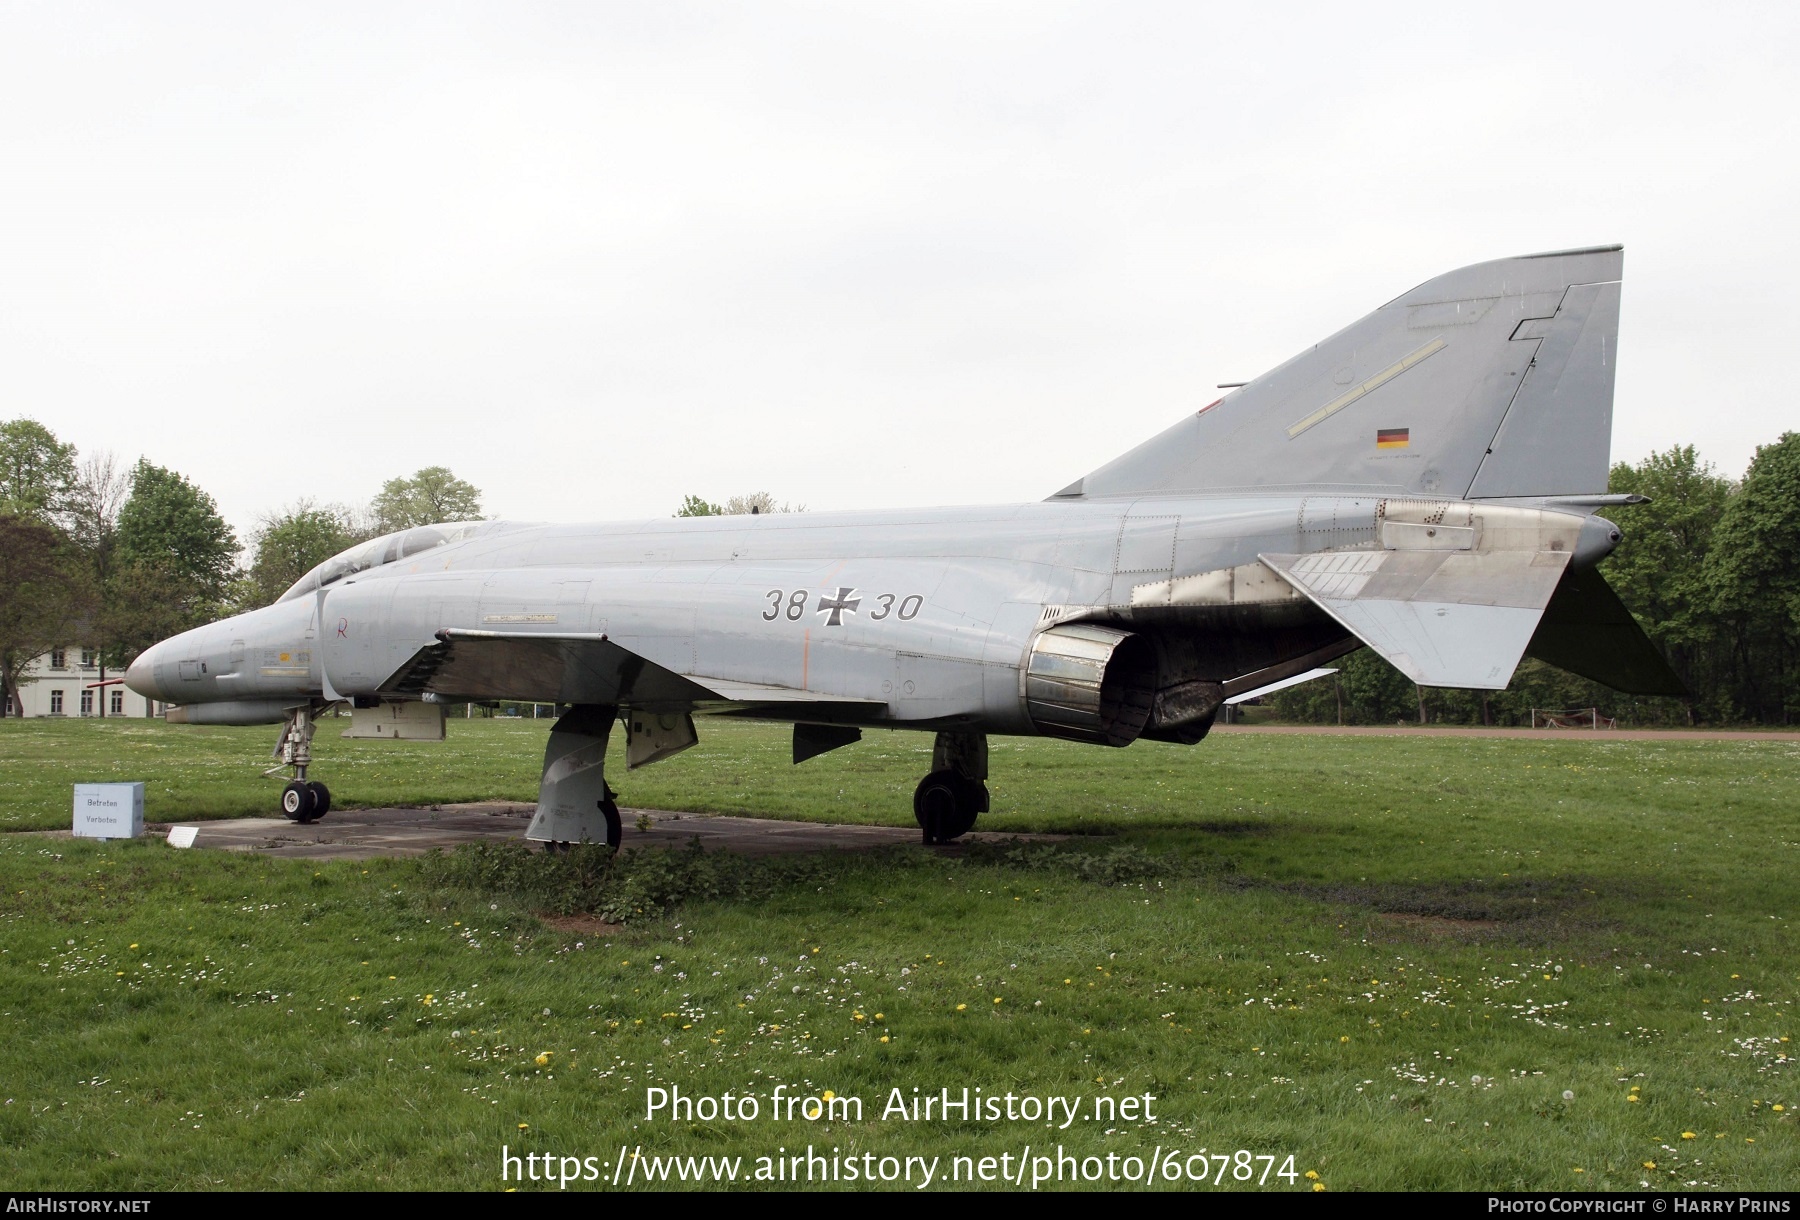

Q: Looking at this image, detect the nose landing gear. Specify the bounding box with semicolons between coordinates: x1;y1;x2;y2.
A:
915;730;989;845
268;705;331;823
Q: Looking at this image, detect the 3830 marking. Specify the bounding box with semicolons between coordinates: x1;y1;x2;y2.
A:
761;587;922;626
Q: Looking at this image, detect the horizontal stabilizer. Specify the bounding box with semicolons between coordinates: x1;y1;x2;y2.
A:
1525;568;1688;697
381;629;885;712
1260;547;1569;690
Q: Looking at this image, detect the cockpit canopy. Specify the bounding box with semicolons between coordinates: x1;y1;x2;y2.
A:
276;521;493;604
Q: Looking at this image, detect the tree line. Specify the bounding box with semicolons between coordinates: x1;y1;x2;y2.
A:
0;416;482;715
1267;434;1800;726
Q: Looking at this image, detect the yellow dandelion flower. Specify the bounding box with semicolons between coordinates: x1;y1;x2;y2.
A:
1681;1132;1696;1139
1312;1182;1325;1192
873;1013;883;1021
955;1004;967;1011
1627;1096;1641;1103
1305;1170;1319;1180
1643;1161;1656;1170
517;1123;529;1130
1774;1105;1786;1112
1339;1036;1350;1043
879;1035;889;1043
535;1052;551;1065
993;997;1002;1004
129;943;138;950
823;1091;835;1101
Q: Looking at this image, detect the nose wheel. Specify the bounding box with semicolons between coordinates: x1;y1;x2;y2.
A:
281;780;331;824
269;705;331;823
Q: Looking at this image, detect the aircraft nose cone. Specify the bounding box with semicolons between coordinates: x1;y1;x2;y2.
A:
124;649;161;701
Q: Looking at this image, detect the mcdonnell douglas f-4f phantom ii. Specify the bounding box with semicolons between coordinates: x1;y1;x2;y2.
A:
125;245;1683;846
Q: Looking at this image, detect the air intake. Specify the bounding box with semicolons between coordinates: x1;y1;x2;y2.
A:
1023;624;1156;747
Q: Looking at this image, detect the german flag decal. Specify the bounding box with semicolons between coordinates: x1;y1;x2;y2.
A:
1376;427;1410;449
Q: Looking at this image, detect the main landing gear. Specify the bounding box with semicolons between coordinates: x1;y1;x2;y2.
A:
915;730;989;845
269;704;331;824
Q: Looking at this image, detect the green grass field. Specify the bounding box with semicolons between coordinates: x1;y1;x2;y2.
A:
0;717;1794;1191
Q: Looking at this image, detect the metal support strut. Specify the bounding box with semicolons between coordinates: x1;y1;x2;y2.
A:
265;704;330;823
527;703;622;850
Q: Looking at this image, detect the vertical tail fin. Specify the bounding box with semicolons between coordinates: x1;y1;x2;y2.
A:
1065;247;1623;501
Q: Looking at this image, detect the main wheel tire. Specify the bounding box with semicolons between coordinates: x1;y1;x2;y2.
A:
913;770;981;844
281;780;318;824
598;797;623;850
306;781;331;820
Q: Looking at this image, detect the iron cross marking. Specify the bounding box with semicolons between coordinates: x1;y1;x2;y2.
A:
816;587;862;626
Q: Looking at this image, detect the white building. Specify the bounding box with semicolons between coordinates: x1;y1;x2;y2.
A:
7;647;163;718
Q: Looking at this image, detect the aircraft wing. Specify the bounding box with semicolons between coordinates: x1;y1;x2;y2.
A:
378;629;885;713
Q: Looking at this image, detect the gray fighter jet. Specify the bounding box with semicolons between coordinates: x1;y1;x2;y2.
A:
124;245;1682;846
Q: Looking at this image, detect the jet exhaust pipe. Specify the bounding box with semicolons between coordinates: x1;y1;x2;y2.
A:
1023;624;1157;747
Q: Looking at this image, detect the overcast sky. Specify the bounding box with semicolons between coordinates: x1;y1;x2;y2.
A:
3;1;1796;543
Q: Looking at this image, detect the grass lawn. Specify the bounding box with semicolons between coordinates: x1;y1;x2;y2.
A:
0;717;1794;1190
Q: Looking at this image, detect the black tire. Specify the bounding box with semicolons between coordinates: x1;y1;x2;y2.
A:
306;781;331;820
281;780;318;824
913;770;981;844
598;796;622;850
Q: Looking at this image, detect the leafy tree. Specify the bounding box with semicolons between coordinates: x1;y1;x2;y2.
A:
245;502;360;606
65;452;133;696
1706;432;1800;722
116;460;239;596
371;467;483;533
0;514;87;717
1603;446;1733;715
676;491;802;517
103;562;225;667
725;492;802;515
0;418;78;524
675;495;723;517
110;461;239;657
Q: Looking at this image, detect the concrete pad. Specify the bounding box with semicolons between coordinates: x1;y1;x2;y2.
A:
146;803;1061;862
